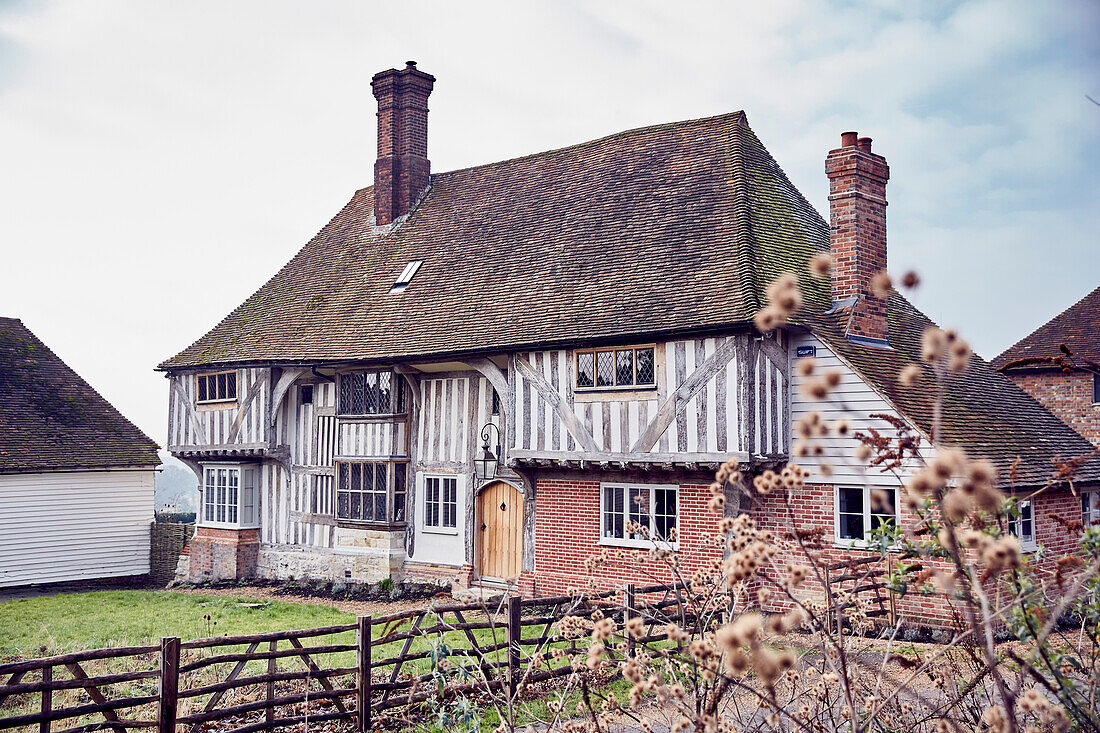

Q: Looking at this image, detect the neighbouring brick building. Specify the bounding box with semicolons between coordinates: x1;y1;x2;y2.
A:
158;62;1099;624
994;286;1100;447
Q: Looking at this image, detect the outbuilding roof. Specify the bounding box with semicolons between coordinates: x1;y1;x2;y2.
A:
992;285;1100;373
0;318;160;473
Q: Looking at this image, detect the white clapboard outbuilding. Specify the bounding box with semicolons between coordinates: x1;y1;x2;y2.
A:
0;318;160;587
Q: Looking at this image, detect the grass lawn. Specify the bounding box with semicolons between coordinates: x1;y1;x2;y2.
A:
0;590;353;657
0;590;591;732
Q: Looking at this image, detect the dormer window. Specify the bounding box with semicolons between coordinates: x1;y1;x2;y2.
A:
197;371;237;404
575;346;656;390
388;260;423;294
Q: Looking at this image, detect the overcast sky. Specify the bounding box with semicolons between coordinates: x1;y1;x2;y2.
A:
1;0;1097;447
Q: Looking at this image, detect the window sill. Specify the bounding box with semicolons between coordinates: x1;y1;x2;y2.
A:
337;413;409;421
422;526;459;536
832;541;902;553
335;520;407;531
574;387;658;403
598;537;679;551
198;522;260;531
196;401;238;410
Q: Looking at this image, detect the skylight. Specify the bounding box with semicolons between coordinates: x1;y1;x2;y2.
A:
388;260;423;294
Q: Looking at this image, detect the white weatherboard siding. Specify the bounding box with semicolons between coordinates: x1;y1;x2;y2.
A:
0;469;154;587
789;332;929;486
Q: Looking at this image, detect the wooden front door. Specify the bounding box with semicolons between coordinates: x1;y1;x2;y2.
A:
476;482;523;580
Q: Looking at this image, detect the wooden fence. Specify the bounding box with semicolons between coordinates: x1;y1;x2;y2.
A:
0;583;700;733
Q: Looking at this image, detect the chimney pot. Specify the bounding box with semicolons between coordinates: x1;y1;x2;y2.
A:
406;60;417;68
841;131;858;147
857;137;872;153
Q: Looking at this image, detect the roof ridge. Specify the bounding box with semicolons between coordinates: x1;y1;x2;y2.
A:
992;283;1100;366
728;116;761;313
432;111;748;179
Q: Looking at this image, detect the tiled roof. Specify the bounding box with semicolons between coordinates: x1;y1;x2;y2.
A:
992;285;1100;372
160;112;823;368
0;318;160;473
158;112;1097;487
801;302;1100;488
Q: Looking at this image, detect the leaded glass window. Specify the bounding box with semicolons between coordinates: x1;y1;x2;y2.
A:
337;370;406;416
335;460;408;524
197;371;237;403
575;346;657;390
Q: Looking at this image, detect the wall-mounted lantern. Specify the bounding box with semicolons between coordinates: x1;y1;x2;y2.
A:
474;423;502;482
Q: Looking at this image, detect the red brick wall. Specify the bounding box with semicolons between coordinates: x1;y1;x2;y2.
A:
532;475;1089;628
188;527;259;581
1006;371;1100;446
752;483;1086;626
532;479;722;596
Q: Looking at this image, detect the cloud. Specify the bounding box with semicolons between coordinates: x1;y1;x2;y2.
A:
0;0;1096;444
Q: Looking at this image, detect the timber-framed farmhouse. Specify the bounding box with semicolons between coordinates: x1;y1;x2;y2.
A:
159;62;1099;619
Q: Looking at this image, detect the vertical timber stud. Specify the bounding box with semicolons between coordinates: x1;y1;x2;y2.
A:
357;616;371;732
39;666;51;733
506;596;522;699
624;584;637;658
266;640;276;723
157;637;180;733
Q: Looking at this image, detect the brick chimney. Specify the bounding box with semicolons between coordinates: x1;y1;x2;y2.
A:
372;61;435;226
825;131;890;344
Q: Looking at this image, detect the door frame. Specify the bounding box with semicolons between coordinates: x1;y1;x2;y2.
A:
473;479;525;583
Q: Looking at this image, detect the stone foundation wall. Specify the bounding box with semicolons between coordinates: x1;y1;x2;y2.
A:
256;527;407;583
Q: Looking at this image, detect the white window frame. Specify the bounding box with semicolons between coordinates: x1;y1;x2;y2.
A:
1083;491;1100;529
598;482;678;549
834;485;898;548
199;463;259;529
423;474;460;535
1008;499;1037;550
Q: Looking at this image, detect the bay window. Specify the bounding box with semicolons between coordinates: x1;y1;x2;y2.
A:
835;486;897;545
335;460;407;524
201;464;258;528
600;483;677;547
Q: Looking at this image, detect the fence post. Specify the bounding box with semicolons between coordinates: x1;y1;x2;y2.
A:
624;583;636;658
506;596;522;699
157;637;180;733
39;665;51;733
266;640;276;723
357;616;371;732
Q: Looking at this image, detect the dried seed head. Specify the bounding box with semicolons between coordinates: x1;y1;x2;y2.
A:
870;270;893;299
921;327;948;364
810;252;832;279
901;270;920;289
899;363;921;387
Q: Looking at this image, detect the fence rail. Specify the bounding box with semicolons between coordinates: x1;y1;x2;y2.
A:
0;583;702;733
